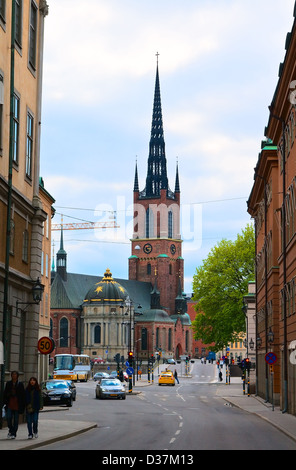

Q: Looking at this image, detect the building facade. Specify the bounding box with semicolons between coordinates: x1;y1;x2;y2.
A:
248;4;296;415
0;0;50;409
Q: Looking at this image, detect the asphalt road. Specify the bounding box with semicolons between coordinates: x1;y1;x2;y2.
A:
37;363;296;451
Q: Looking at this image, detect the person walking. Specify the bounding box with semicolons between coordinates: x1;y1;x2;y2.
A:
3;371;25;439
25;377;43;439
174;369;179;384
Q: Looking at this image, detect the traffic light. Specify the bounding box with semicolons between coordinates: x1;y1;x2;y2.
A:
128;351;133;366
150;354;154;364
245;357;251;371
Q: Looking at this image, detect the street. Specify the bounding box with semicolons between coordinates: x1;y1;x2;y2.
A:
36;362;295;451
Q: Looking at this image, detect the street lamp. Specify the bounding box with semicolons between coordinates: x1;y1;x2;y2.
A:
256;334;262;349
16;278;44;314
120;296;142;390
267;328;274;344
249;338;255;350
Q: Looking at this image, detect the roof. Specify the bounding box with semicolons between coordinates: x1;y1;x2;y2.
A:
139;309;175;323
51;271;152;311
84;269;129;305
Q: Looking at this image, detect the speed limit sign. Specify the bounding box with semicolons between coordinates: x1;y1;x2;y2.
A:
37;337;55;355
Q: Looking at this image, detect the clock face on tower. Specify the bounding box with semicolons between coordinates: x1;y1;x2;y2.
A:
170;244;176;255
143;243;152;254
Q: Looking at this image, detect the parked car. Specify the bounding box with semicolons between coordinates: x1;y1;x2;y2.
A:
165;358;176;365
41;380;75;407
95;378;126;400
92;357;105;364
158;371;175;386
93;372;110;382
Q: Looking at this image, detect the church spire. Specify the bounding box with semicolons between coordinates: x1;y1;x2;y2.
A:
145;54;168;197
56;220;67;281
133;160;139;192
175;160;180;193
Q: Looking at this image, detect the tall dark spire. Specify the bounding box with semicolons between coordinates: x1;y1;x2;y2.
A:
56;223;67;281
175;161;180;193
133;160;139;192
145;56;168;197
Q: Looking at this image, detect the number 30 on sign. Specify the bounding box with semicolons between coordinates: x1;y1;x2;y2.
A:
37;337;55;355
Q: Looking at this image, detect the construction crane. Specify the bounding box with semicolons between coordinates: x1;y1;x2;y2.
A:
51;221;119;231
51;213;119;231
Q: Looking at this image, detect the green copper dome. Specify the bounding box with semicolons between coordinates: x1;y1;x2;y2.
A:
84;269;129;304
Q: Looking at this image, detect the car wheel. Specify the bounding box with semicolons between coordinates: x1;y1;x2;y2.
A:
67;398;73;407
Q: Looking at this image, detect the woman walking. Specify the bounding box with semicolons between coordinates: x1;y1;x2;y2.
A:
25;377;43;439
3;371;25;439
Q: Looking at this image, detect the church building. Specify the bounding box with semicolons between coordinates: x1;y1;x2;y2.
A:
50;60;192;362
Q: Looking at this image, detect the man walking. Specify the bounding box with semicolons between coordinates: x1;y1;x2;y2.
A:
3;371;25;439
174;369;179;384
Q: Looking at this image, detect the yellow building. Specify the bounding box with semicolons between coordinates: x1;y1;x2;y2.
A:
0;0;50;395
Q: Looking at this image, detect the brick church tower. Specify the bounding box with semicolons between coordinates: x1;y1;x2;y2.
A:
129;59;185;316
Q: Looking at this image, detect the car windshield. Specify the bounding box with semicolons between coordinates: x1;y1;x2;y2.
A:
43;381;68;390
100;380;120;386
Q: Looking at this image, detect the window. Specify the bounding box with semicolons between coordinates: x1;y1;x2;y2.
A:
146;208;150;238
26;112;33;177
94;324;101;343
22;229;29;262
0;73;3;154
147;263;151;275
0;0;6;24
12;93;20;163
29;2;37;69
141;328;147;350
168;211;173;238
15;0;23;47
60;318;68;347
168;328;172;351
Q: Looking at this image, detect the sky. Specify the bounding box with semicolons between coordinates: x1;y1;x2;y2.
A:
40;0;295;294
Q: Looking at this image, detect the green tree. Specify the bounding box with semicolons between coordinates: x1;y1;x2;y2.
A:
192;224;255;352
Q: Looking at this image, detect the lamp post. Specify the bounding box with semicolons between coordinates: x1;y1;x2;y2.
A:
120;296;142;391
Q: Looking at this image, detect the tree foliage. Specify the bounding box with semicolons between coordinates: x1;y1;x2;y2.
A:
192;224;255;352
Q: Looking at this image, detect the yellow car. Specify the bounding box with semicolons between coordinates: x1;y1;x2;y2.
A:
158;371;175;386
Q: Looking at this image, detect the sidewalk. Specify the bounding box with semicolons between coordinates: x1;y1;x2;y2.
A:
216;377;296;445
0;376;295;449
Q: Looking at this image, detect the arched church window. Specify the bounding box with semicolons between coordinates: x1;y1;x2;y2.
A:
168;211;173;238
141;328;147;350
60;318;68;347
146;208;154;238
147;263;151;275
94;324;101;343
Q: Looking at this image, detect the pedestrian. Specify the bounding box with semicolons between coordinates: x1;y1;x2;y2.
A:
25;377;43;439
174;369;179;384
3;371;26;439
219;370;223;382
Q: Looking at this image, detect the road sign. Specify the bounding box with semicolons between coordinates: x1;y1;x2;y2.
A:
265;352;277;365
37;337;55;355
126;367;134;375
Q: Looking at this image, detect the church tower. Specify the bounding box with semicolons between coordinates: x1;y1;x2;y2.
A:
56;226;67;281
129;58;184;316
